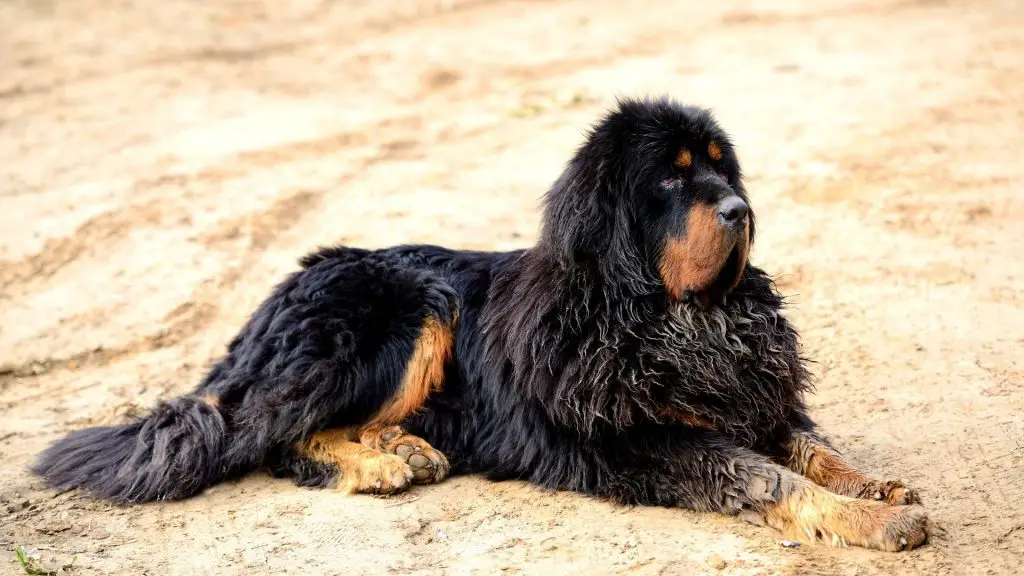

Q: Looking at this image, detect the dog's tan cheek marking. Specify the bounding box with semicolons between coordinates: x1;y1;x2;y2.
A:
659;204;730;299
708;141;723;161
364;317;453;428
675;148;692;169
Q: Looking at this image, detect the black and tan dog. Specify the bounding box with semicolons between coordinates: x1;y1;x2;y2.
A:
33;97;928;551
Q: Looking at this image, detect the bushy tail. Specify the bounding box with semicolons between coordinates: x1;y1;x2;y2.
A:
31;396;227;503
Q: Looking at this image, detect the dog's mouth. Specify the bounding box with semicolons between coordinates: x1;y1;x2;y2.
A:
658;210;749;306
694;240;748;306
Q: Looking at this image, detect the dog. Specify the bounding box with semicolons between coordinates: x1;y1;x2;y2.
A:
33;97;928;551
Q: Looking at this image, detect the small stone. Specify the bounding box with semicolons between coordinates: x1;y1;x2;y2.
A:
90;527;110;540
37;521;72;535
781;540;801;548
435;528;448;542
706;554;727;570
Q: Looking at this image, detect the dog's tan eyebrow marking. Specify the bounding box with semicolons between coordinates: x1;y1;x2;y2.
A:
675;148;693;169
708;141;723;161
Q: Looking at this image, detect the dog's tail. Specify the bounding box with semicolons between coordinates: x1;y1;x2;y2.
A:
31;395;227;503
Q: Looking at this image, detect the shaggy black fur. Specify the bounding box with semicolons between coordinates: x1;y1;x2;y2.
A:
33;97;817;518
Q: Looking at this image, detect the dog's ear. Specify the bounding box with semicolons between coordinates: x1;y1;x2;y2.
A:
540;156;615;262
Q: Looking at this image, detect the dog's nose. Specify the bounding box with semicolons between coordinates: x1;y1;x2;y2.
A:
717;197;749;228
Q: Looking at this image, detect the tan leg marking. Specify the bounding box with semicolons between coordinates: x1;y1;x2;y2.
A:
359;425;450;484
366;317;453;427
787;430;921;505
657;407;716;429
300;428;413;494
757;478;928;551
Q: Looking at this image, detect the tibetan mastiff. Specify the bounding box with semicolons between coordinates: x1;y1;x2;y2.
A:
33;97;928;551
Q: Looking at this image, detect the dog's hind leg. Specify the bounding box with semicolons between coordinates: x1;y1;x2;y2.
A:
32;250;458;503
783;427;921;506
245;260;456;493
350;312;453;485
270;313;454;494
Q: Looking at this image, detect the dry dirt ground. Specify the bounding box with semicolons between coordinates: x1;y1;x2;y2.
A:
1;0;1022;574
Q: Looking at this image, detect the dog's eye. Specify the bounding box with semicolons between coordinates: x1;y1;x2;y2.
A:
674;148;692;169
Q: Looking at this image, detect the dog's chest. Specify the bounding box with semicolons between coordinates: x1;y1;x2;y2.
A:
645;303;803;411
654;305;766;368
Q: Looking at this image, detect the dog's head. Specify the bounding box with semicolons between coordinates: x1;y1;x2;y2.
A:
541;97;753;305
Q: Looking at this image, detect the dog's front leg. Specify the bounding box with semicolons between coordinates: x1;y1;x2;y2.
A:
784;427;921;506
599;434;927;551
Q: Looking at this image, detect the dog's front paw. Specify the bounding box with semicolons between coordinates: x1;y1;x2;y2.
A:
877;504;929;551
869;480;921;506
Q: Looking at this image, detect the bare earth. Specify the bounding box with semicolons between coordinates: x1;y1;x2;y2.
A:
1;0;1022;574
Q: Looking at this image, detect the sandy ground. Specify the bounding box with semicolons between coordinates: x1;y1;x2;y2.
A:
1;0;1022;574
